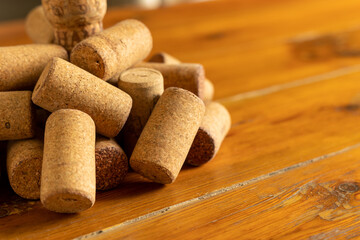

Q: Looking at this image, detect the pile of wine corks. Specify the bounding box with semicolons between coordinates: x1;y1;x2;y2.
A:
0;0;231;214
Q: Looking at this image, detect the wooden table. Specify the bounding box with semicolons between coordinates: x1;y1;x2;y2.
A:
2;0;360;239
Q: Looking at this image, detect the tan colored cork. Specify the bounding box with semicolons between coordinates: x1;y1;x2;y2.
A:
0;44;68;91
117;68;164;156
71;19;153;81
148;52;214;102
135;62;205;100
42;0;107;52
25;6;54;44
32;57;132;138
41;109;96;213
95;136;128;190
0;91;35;141
7;137;43;199
130;87;205;184
186;102;231;166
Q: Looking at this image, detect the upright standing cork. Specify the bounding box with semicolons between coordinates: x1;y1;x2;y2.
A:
0;44;68;91
186;102;231;166
42;0;107;52
0;91;35;141
41;109;96;213
117;68;164;156
32;57;132;138
25;6;54;44
7;136;43;199
135;62;205;100
130;87;205;184
149;52;214;102
71;19;153;80
96;136;128;190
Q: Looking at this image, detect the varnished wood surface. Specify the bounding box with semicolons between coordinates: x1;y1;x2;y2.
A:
2;0;360;239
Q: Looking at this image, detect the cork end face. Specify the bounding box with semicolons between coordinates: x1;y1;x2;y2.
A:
118;68;163;88
186;128;216;166
70;43;106;79
9;157;42;200
96;146;128;190
32;59;53;103
42;190;94;213
130;159;176;184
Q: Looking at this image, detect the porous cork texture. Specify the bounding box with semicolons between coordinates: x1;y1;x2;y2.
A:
70;19;153;80
148;52;214;102
42;0;107;52
186;102;231;166
117;68;164;156
7;137;43;199
32;57;132;138
41;109;96;213
96;136;128;190
130;87;205;184
0;91;35;141
25;6;54;44
0;44;68;91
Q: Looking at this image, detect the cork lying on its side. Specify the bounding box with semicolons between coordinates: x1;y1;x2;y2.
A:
117;68;164;156
149;52;214;102
7;137;43;199
130;87;205;184
71;19;153;81
41;109;96;213
25;6;54;44
0;44;68;91
0;91;35;141
186;102;231;166
42;0;107;52
32;57;132;138
135;62;205;100
96;136;128;190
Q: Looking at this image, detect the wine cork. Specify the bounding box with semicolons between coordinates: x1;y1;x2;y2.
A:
32;57;132;138
148;52;214;102
117;68;164;156
0;141;7;179
135;62;205;100
42;0;107;52
0;44;68;91
186;102;231;166
25;6;54;44
41;109;96;213
71;19;153;80
130;87;205;184
96;136;128;190
7;137;43;199
0;91;35;141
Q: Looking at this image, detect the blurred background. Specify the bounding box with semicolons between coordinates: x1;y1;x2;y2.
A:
0;0;201;21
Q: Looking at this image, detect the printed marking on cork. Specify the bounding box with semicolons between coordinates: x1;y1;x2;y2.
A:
186;102;231;166
0;91;35;141
71;19;153;81
130;87;205;184
41;109;96;213
117;68;164;156
32;57;132;138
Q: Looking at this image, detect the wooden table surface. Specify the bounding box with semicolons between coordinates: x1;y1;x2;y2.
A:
2;0;360;239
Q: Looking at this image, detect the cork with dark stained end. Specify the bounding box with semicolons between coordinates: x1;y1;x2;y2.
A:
25;6;54;44
32;57;132;138
7;137;43;199
130;87;205;184
0;44;68;91
71;19;153;81
135;62;205;100
0;91;35;141
42;0;107;52
186;102;231;166
95;136;128;190
117;68;164;156
41;109;96;213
